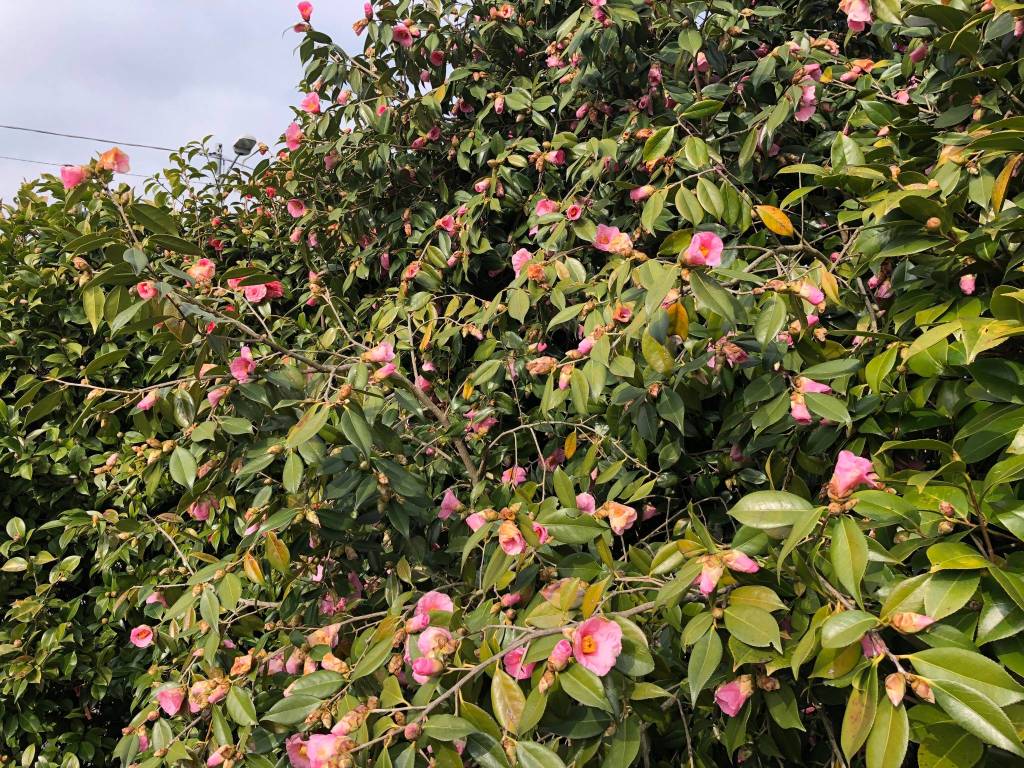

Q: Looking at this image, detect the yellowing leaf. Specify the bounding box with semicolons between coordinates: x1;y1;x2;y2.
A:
992;153;1023;212
563;431;578;459
666;301;689;338
755;205;795;238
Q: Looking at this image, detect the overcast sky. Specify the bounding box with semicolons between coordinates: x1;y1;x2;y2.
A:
0;1;361;197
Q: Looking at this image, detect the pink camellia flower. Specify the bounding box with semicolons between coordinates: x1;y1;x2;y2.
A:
466;512;487;531
630;185;655;202
685;231;724;267
393;23;414;47
207;387;228;408
136;281;158;301
535;198;560;217
548;639;573;671
97;147;130;173
504;647;537;680
373;362;396;381
336;90;352;106
795;376;831;394
600;501;637;535
230;346;257;383
365;342;395;363
286;735;310;768
187;258;216;284
417;626;454;656
889;612;935;634
157;687;185;716
298;1;313;21
565;203;583;221
511;248;532;276
300;92;321;114
697;555;725;595
436;214;456;233
287;199;307;218
533;522;551;544
498;520;527;556
795;84;818;122
502;466;527;486
439;488;462;520
430;49;445;66
798;282;825;306
960;274;976;295
790;395;813;425
909;43;929;63
416;590;454;617
474;179;491;194
146;591;168;607
306;734;344;768
861;633;887;659
576;493;596;514
188;497;213;521
130;625;154;648
412;656;443;682
839;0;872;32
137;391;159;411
546;149;566;165
828;450;880;498
501;592;522;608
593;224;633;254
573;616;622;676
285;122;304;150
60;165;87;189
244;284;268;303
715;675;754;716
723;550;760;574
576;336;595;356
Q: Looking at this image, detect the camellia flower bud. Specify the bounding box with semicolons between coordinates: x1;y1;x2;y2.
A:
888;612;935;634
885;673;906;707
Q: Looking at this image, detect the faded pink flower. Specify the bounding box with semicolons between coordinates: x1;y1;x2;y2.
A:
286;735;310;768
502;466;527;486
145;591;167;607
156;687;184;716
466;512;487;531
436;214;456;233
697;555;724;595
372;362;396;381
207;387;228;408
512;248;532;276
504;647;536;680
230;346;257;383
684;231;724;267
630;185;654;202
722;550;760;574
430;49;445;66
572;616;622;676
306;734;343;768
136;281;157;301
207;747;229;767
285;121;304;150
795;84;818;122
365;342;395;363
798;282;825;306
576;493;596;514
532;522;550;544
548;639;573;670
60;165;87;190
795;376;831;394
187;258;216;284
411;656;443;682
417;626;453;656
605;501;637;535
535;198;560;217
97;147;130;173
393;23;414;47
439;488;462;520
287;199;307;218
498;520;526;555
415;591;454;617
960;274;976;295
828;450;880;498
188;498;213;521
300;92;321;114
839;0;872;32
130;625;154;648
889;612;935;634
137;391;159;412
593;224;633;254
715;675;754;716
790;395;813;425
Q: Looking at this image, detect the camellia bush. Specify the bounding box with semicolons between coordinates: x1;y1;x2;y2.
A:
5;0;1024;765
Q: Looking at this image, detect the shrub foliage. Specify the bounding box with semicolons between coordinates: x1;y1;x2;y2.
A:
3;0;1024;766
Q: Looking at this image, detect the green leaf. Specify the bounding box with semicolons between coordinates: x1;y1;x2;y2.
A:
168;446;197;488
351;638;394;681
287;670;344;698
559;664;609;711
515;742;566;768
831;517;868;606
600;715;641;768
917;725;983;768
753;295;787;348
423;715;477;741
641;331;674;375
642;126;675;163
930;680;1024;756
927;542;988;571
491;669;526;732
841;669;878;759
687;630;722;702
287;405;331;449
864;698;908;768
923;572;979;620
723;605;781;650
262;694;320;725
689;271;742;324
82;285;105;333
728;491;814;529
612;617;655;676
804;392;852;426
226;687;257;726
821;610;877;649
909;648;1024;707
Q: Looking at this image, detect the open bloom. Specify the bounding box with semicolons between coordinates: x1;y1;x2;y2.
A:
839;0;872;32
188;497;213;521
576;493;596;514
97;147;130;173
535;198;559;217
230;346;257;383
573;616;622;676
136;281;157;301
417;626;454;656
297;2;313;21
364;342;395;363
285;121;304;150
684;232;723;267
502;466;527;486
715;675;754;716
300;92;321;114
157;687;184;716
599;501;637;534
287;199;307;218
960;274;976;295
512;248;532;276
498;520;526;555
130;625;154;648
416;591;454;617
60;165;87;189
593;224;633;254
393;23;414;47
828;450;880;498
187;258;216;283
504;647;536;680
439;488;462;520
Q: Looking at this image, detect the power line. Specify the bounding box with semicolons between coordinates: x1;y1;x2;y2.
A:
0;154;150;179
0;124;178;153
